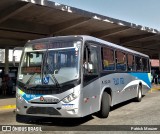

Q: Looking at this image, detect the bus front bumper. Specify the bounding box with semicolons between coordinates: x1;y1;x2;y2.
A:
16;99;82;118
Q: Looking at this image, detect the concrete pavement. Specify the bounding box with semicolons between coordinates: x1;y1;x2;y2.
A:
0;95;16;110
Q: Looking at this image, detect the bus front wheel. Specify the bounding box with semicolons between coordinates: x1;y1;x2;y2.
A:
135;85;142;102
98;92;110;118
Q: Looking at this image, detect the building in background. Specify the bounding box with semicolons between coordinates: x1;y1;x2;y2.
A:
0;49;5;63
151;59;159;72
0;49;22;94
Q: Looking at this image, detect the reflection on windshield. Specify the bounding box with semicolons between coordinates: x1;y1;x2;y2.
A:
44;48;79;84
18;51;43;85
18;41;81;86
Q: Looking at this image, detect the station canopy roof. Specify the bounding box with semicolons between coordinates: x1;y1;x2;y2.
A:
0;0;160;58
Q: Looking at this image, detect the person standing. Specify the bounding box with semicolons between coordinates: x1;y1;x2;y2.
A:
7;77;13;95
2;75;8;95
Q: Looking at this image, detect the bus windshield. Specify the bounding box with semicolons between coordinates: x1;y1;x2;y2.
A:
18;40;81;86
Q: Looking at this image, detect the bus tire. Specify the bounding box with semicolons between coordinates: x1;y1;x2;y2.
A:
135;85;142;102
98;92;110;118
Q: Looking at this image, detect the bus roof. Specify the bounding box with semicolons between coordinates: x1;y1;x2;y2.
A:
28;35;149;58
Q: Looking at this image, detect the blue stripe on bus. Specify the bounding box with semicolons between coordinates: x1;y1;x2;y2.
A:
22;94;42;101
129;73;151;88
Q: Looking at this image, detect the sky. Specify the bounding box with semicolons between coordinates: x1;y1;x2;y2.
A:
52;0;160;30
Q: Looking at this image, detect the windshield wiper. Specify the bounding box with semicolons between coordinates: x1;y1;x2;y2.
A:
43;51;61;88
44;63;61;89
24;73;37;89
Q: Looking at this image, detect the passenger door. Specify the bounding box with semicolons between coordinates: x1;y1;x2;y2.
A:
81;42;101;115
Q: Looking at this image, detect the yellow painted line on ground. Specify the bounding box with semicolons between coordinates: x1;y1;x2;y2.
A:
0;105;16;111
149;87;160;93
152;88;160;90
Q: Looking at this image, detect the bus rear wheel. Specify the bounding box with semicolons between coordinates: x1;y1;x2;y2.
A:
135;85;142;102
98;92;110;118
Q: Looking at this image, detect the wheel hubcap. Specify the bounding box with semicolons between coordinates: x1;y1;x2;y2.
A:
139;89;142;98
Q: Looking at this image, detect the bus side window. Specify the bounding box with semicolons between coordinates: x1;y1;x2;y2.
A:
142;58;149;72
127;54;135;71
101;47;115;71
83;45;98;74
83;43;99;86
135;56;142;71
116;50;126;71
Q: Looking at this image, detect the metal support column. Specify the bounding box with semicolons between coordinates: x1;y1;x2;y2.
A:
5;47;9;75
159;53;160;71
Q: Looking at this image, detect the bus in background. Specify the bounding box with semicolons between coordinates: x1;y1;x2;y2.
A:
16;35;151;121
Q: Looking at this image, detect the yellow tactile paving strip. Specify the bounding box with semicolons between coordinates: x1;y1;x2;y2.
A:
149;87;160;93
0;105;16;111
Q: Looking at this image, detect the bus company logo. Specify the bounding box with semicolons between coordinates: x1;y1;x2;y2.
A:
2;126;11;131
40;96;44;101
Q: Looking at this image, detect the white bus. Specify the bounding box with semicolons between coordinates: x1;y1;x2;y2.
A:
16;35;151;120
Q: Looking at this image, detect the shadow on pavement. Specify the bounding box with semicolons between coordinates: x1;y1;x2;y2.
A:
35;116;93;126
16;114;94;126
0;94;16;99
110;95;145;111
110;100;133;111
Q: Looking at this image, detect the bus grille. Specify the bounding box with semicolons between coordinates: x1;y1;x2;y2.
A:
27;106;61;115
21;89;58;95
17;81;76;95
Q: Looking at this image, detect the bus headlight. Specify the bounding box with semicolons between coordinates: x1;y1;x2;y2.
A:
62;92;79;103
17;94;23;102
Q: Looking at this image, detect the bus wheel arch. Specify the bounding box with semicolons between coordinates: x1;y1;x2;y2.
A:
98;88;112;118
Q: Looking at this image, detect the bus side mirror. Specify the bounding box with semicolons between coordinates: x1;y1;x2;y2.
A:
84;62;94;73
29;54;33;58
13;47;23;67
88;63;94;73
